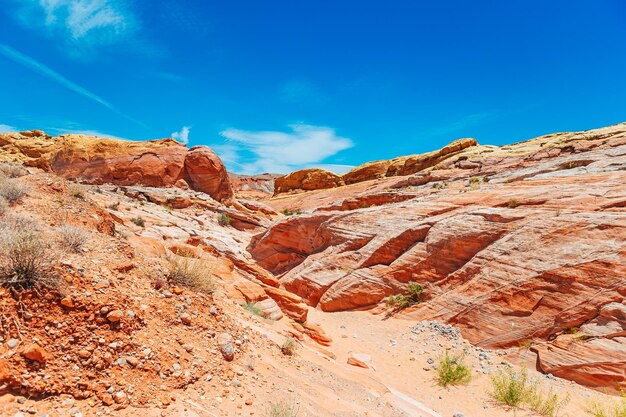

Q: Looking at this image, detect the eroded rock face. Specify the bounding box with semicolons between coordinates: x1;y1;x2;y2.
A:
274;168;344;195
0;131;233;202
273;138;478;195
251;122;626;392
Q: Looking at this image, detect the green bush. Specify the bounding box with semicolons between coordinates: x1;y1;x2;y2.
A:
386;281;423;310
244;302;264;317
586;398;626;417
218;213;232;226
281;208;302;216
437;351;471;387
489;368;536;408
131;216;145;227
507;198;520;209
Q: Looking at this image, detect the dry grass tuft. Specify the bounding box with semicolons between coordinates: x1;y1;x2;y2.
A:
56;224;89;253
166;255;215;293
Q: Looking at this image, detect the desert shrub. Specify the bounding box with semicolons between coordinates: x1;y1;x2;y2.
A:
0;178;29;205
489;368;536;408
586;398;626;417
218;213;232;226
244;302;264;317
266;400;300;417
437;351;471;387
469;177;480;184
167;255;215;293
281;337;298;356
0;214;57;289
68;182;87;199
131;216;145;227
56;224;88;253
0;196;7;215
281;208;302;216
507;198;520;209
0;161;28;178
529;387;570;417
107;202;120;210
386;281;423;310
483;176;491;182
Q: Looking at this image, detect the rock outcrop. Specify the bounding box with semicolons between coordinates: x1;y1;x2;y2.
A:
251;122;626;392
274;168;344;195
0;130;233;202
273;137;477;195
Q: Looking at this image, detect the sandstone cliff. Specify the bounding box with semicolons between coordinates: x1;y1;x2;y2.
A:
0;130;233;202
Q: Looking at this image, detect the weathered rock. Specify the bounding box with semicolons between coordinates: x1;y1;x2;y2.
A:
217;333;235;361
274;168;344;195
21;344;49;363
0;131;234;202
106;310;124;323
347;352;372;369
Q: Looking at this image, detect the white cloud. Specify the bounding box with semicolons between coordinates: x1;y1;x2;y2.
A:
0;124;17;133
171;126;190;145
13;0;136;53
217;124;354;175
0;44;145;127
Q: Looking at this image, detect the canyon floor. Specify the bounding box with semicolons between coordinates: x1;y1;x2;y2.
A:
0;123;625;416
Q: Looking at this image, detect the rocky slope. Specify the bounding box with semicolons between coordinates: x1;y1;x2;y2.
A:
251;122;626;393
0;123;625;416
0;130;233;201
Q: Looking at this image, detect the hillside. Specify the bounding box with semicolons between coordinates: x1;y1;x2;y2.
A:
0;123;624;417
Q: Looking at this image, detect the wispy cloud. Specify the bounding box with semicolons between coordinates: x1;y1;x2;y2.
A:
0;124;17;133
12;0;137;56
217;124;354;175
0;44;145;127
171;126;190;145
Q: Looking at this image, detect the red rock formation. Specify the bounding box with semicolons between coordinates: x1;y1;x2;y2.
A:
250;122;626;391
274;168;344;195
0;131;233;202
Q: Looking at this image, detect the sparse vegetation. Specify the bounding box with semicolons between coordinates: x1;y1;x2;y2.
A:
0;196;7;215
507;198;520;208
131;216;145;227
68;182;87;199
0;178;30;205
529;387;570;417
586;397;626;417
57;224;89;253
0;214;58;289
489;368;536;408
218;213;233;226
167;255;215;293
469;177;480;184
436;351;471;387
386;281;423;310
432;181;448;190
281;337;298;356
107;201;120;210
0;161;28;178
244;302;264;317
281;208;302;216
266;400;300;417
483;176;491;182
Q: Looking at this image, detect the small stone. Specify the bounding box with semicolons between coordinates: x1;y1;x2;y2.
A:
126;357;139;367
7;339;18;348
106;310;124;323
16;396;26;404
205;374;213;382
233;377;241;387
77;349;91;359
21;344;49;363
180;313;192;325
117;358;127;367
217;333;235;361
245;399;253;406
209;305;218;315
60;297;74;308
172;287;183;295
162;290;173;298
172;363;181;371
453;413;466;417
114;391;127;404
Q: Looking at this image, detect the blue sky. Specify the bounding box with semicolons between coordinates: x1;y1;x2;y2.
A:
1;1;626;175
